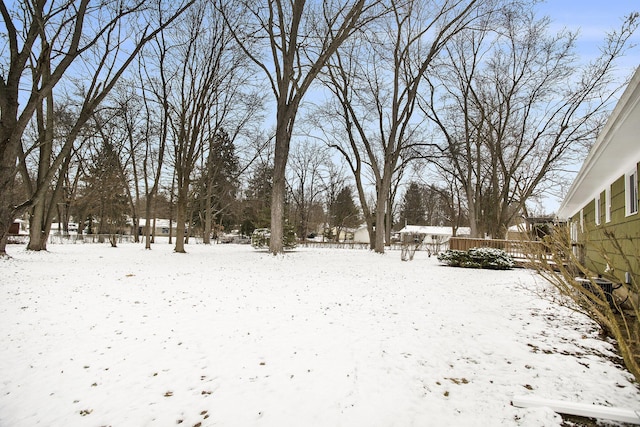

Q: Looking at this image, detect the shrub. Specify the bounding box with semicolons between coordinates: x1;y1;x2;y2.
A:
250;224;297;250
524;227;640;383
437;247;514;270
436;249;467;267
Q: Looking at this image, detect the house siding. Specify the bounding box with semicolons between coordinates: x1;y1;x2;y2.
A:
570;162;640;285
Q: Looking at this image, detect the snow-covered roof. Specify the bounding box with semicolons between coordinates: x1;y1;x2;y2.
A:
138;218;174;228
508;223;525;232
398;225;471;236
558;66;640;219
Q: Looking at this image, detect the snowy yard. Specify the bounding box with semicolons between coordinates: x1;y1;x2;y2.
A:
1;242;638;426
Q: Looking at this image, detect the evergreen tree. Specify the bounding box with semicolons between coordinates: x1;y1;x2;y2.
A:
244;163;273;228
192;129;240;240
328;186;360;242
400;182;426;226
83;142;129;246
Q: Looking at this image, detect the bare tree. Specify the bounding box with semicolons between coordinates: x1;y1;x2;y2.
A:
0;0;194;254
137;25;172;249
107;83;147;243
17;95;85;250
149;0;254;253
328;185;360;242
423;8;639;238
82;125;130;246
318;0;489;253
218;0;380;254
287;140;331;239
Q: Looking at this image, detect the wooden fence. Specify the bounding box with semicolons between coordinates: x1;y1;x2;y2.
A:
449;237;544;260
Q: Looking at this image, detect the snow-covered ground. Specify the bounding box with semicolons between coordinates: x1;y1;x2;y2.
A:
0;242;638;426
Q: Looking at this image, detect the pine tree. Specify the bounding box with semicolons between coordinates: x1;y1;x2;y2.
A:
245;163;273;228
400;182;426;226
192;129;240;240
83;142;129;246
328;186;360;242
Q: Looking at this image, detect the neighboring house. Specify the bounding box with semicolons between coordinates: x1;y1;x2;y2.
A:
398;225;471;238
138;219;183;237
506;216;556;241
557;67;640;286
325;226;355;242
8;219;28;235
353;225;371;244
398;225;471;253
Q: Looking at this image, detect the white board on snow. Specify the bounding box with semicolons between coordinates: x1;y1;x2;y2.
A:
512;395;640;425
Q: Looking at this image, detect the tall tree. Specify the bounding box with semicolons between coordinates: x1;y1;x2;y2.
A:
155;0;253;252
107;83;147;243
244;162;274;229
319;0;492;253
400;182;426;226
0;0;194;254
83;138;129;246
19;98;84;250
219;0;379;254
194;129;240;243
137;21;172;249
328;185;360;242
287;141;330;239
424;8;639;238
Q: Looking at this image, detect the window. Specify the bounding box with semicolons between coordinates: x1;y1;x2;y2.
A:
594;194;601;225
570;220;578;243
580;209;584;232
626;167;638;216
605;186;611;223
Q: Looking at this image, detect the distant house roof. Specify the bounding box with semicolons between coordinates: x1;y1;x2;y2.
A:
557;67;640;219
398;225;471;236
138;218;174;228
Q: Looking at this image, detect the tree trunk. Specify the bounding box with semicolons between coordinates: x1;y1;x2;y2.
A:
131;216;139;243
270;169;285;254
269;107;293;255
385;189;393;246
464;181;480;238
144;196;153;250
0;212;13;256
0;90;21;255
373;164;393;253
185;206;192;244
174;186;188;253
203;175;212;244
374;195;385;253
27;202;48;251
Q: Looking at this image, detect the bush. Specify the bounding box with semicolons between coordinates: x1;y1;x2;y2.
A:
250;224;297;250
437;247;514;270
525;228;640;383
